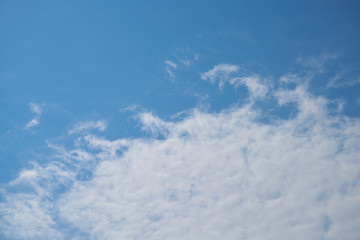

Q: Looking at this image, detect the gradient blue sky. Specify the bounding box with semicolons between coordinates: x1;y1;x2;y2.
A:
1;1;360;239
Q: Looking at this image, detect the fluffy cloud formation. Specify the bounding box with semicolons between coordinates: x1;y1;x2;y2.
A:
1;70;360;240
24;103;42;130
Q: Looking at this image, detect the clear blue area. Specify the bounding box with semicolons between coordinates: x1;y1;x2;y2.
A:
1;0;360;182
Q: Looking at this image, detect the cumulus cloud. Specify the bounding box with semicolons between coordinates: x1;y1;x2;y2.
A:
24;103;42;130
68;120;107;135
1;69;360;240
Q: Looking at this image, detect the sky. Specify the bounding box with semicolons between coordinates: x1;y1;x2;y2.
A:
1;0;360;239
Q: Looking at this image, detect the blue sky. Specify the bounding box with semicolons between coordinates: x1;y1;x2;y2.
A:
1;1;360;239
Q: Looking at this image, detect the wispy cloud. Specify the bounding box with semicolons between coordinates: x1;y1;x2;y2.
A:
297;52;338;73
137;112;173;136
119;104;141;113
165;60;177;78
164;48;199;79
24;103;42;130
68;120;107;135
176;48;199;66
230;75;269;99
201;63;238;84
201;64;268;99
327;68;360;88
1;64;360;239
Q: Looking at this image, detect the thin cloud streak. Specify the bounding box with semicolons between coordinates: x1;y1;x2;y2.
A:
327;68;360;88
68;120;107;135
24;103;42;130
165;60;177;79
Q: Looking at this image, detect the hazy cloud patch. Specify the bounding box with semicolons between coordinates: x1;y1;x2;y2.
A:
297;53;338;73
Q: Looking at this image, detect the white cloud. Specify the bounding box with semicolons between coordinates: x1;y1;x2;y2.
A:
165;60;177;69
29;102;41;115
24;103;42;130
2;69;360;239
327;68;360;88
119;104;141;113
297;53;338;73
137;112;173;136
164;48;199;79
201;64;269;99
68;120;107;135
0;194;64;240
176;48;199;66
201;63;239;86
24;118;40;129
165;60;177;78
230;75;269;99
